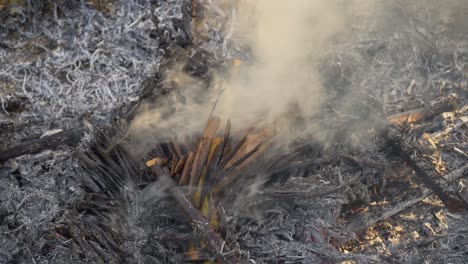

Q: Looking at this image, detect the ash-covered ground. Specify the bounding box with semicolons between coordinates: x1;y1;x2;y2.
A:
0;1;189;262
1;1;468;263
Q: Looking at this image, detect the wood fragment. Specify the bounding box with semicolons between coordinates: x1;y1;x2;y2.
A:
443;163;468;183
189;116;220;196
183;250;212;262
150;164;239;264
214;140;272;195
225;143;262;174
387;95;459;128
216;119;231;166
212;126;276;195
171;140;184;159
219;127;254;168
382;124;468;212
173;156;188;177
431;116;468;139
0;128;85;163
180;151;195;185
170;154;178;176
224;127;274;168
167;142;177;159
197;137;223;207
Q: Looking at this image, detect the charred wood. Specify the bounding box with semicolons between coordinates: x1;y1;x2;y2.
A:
387;95;458;128
382;124;468;212
189;116;220;198
150;164;240;264
0;128;85;163
348;163;468;233
180;151;195;185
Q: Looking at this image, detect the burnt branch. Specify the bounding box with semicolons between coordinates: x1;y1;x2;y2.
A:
387;95;459;128
0;128;85;163
382;124;468;212
348;163;468;233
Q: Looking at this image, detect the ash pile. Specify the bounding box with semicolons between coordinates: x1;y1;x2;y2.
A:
1;1;468;263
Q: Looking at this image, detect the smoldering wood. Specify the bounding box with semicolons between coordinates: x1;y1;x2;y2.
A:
382;124;468;212
214;127;275;195
220;120;231;156
213;142;266;195
0;127;85;163
189;116;220;197
173;156;187;176
224;143;262;174
347;163;468;233
150;164;240;264
387;95;459;128
224;126;274;169
171;140;184;158
219;127;253;168
180;151;195;185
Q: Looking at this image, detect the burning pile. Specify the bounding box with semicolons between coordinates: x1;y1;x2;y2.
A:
76;0;468;261
145;115;273;263
75;80;467;263
1;0;468;263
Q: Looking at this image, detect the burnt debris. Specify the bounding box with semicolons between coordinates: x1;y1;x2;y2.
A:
1;1;468;263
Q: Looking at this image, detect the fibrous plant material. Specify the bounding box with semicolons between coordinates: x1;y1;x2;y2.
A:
347;163;468;233
142;113;276;261
149;164;240;264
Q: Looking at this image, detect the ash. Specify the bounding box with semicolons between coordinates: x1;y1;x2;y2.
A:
1;1;468;263
0;0;188;262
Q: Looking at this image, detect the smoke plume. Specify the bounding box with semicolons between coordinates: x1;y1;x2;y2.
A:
128;0;467;151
